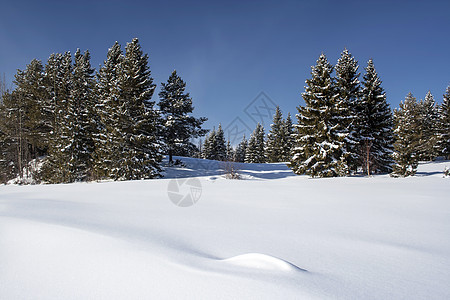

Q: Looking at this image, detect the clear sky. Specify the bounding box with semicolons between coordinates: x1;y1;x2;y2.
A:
1;0;449;143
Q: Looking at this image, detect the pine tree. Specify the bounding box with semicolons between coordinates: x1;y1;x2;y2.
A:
438;86;450;159
69;49;96;181
202;129;215;160
226;140;234;161
214;124;226;161
391;93;419;177
234;135;247;163
245;123;265;163
266;106;284;163
290;54;348;177
335;49;360;172
158;70;207;164
416;91;439;161
93;42;124;180
117;38;162;180
41;52;74;183
357;59;394;174
281;112;294;162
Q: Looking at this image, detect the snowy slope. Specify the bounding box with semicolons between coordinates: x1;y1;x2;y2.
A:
0;158;449;299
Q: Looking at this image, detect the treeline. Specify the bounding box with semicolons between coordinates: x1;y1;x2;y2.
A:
0;38;206;184
200;50;449;178
200;107;294;164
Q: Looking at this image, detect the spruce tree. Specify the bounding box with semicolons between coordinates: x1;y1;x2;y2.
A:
214;124;226;161
281;112;294;162
290;54;348;177
245;123;265;163
357;59;394;174
202;129;215;160
41;52;74;183
117;38;162;180
438;86;450;159
69;49;96;181
93;42;124;179
335;49;360;172
226;140;234;161
416;91;439;161
158;70;207;164
234;135;247;163
266;106;284;163
392;93;419;177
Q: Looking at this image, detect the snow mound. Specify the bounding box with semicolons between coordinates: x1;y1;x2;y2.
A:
222;253;306;272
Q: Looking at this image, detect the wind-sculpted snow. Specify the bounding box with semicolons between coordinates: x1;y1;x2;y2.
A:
0;158;449;299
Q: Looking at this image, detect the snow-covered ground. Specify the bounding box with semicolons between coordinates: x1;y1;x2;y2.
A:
1;158;449;299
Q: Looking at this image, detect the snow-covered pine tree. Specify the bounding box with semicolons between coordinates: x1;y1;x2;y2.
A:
158;70;207;164
290;54;348;177
0;91;24;182
226;140;234;161
438;86;450;159
416;91;439;161
266;106;284;163
93;42;124;180
12;59;49;161
214;124;226;161
391;93;419;177
335;49;360;172
41;52;74;183
281;112;294;162
245;123;265;163
202;129;215;160
117;38;162;180
357;59;394;175
234;135;247;162
69;49;96;181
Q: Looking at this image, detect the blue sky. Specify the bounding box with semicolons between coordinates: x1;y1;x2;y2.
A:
1;0;449;142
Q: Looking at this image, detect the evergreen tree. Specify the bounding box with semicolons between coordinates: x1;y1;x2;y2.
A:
226;140;234;161
234;135;247;163
41;52;74;183
335;49;360;172
202;129;215;160
158;70;207;164
281;112;294;162
290;54;348;177
214;124;226;161
266;106;284;162
117;38;162;180
357;59;394;174
438;86;450;159
69;49;96;181
391;93;419;177
245;123;265;163
416;91;439;161
93;42;124;179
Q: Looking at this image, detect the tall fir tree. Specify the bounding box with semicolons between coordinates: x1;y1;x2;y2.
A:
334;49;360;172
391;93;419;177
41;52;74;183
117;38;162;180
245;123;265;163
69;49;97;181
226;140;234;161
158;70;207;164
416;91;439;161
357;59;394;174
234;135;247;163
202;129;215;160
438;86;450;159
93;42;124;179
290;54;348;177
281;112;294;162
266;106;284;163
214;124;226;161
